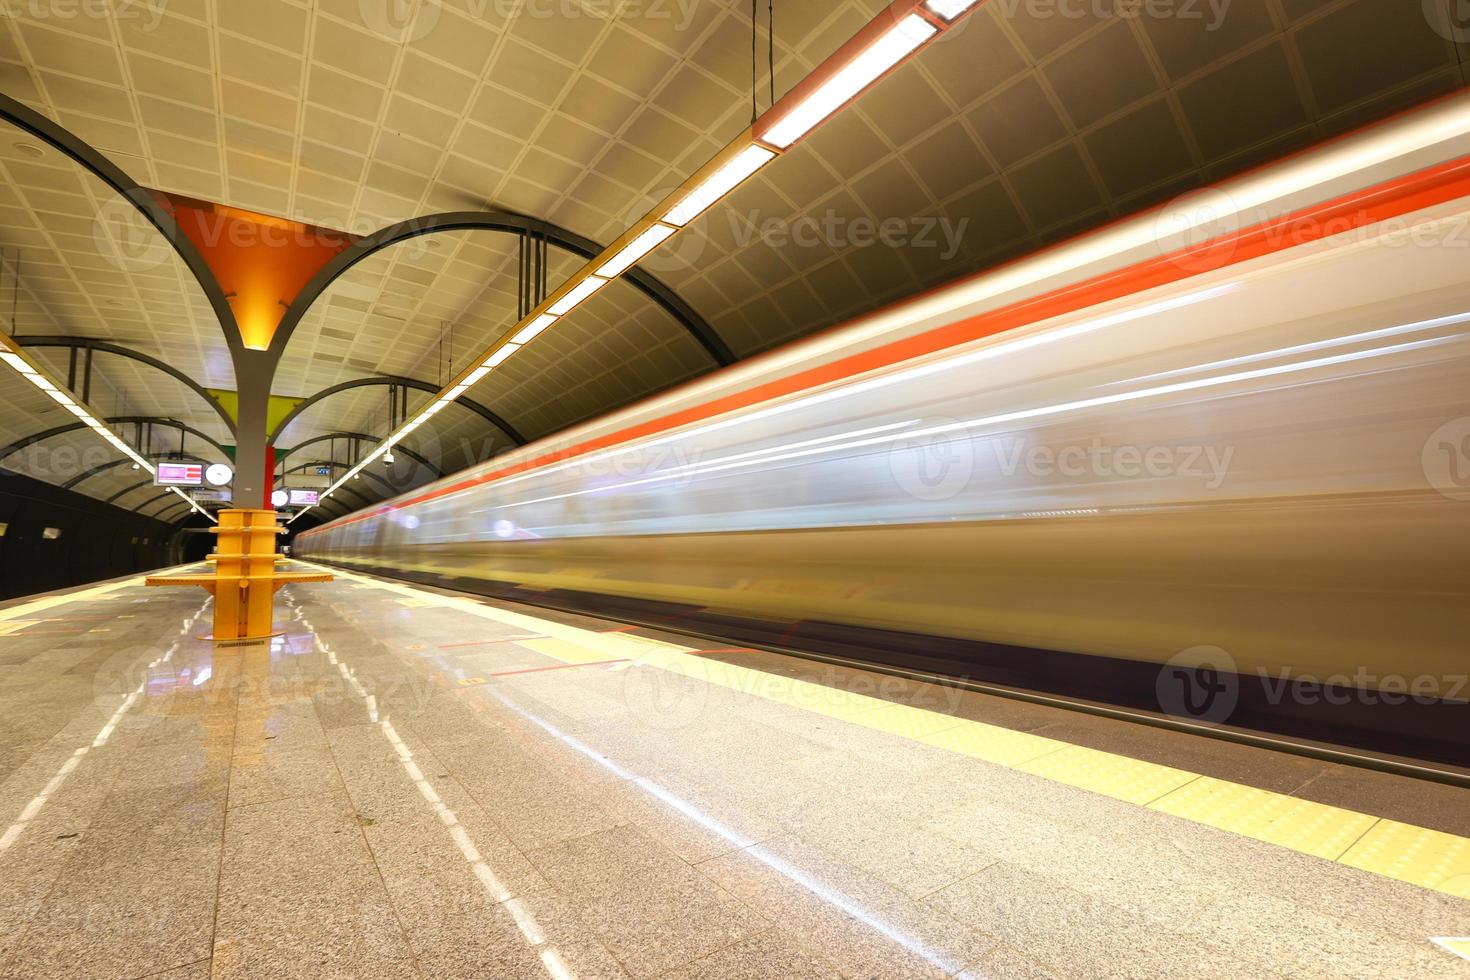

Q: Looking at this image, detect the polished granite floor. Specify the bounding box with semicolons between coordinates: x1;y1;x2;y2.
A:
0;569;1468;979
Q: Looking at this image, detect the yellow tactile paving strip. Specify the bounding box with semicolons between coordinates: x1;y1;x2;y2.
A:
1433;938;1470;962
0;573;154;623
298;563;1470;901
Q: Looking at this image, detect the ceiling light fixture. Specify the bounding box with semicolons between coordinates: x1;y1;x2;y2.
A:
485;344;520;368
761;14;937;149
547;276;609;316
923;0;982;20
597;224;679;276
664;147;776;226
511;314;557;346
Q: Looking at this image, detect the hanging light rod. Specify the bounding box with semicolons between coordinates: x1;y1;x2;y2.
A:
293;0;986;522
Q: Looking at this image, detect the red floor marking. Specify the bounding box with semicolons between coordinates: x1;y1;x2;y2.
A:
488;658;630;677
686;647;761;656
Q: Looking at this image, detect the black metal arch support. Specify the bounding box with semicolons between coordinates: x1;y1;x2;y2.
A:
139;491;185;519
105;479;154;505
0;93;245;359
276;430;441;477
153;503;191;524
268;211;735;367
63;451;210;490
268;375;525;446
9;336;237;433
0;415;231;466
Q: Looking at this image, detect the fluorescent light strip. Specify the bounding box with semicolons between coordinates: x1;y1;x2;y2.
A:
0;352;32;373
485;343;521;368
547;276;608;316
924;0;981;19
464;366;492;386
511;314;557;346
596;224;677;277
664;147;775;226
762;15;937;148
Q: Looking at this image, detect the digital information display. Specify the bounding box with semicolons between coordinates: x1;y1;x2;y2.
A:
155;463;204;487
288;489;320;506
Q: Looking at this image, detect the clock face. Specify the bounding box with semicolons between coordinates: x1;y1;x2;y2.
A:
204;463;233;486
271;490;289;509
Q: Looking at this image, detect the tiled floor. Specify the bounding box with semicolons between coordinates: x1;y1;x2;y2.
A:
0;567;1468;979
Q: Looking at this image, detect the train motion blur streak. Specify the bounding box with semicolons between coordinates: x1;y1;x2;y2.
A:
299;96;1470;765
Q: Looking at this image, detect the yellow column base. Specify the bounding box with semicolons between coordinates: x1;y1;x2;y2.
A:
147;508;331;641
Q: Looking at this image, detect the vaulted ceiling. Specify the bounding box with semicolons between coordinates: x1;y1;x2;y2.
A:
1;0;1464;523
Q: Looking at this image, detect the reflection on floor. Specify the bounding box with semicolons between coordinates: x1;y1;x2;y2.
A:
0;566;1468;979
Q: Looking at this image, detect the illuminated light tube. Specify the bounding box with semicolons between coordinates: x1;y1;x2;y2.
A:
761;14;937;148
924;0;981;19
511;313;557;345
464;366;492;386
597;224;677;277
31;374;58;392
82;416;103;428
547;276;608;316
0;351;33;373
485;343;521;368
664;147;775;226
447;384;469;399
65;404;89;418
44;388;75;406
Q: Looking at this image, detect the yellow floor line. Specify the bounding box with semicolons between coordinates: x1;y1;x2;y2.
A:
0;573;155;623
297;562;1470;902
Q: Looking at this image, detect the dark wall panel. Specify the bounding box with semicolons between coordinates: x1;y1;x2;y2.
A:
0;471;188;600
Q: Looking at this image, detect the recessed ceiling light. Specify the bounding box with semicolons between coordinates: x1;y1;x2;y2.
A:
12;142;43;159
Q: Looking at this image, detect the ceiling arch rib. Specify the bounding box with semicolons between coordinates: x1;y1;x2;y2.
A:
0;93;241;355
271;212;734;369
0;416;231;466
269;375;525;446
10;336;237;434
277;432;441;479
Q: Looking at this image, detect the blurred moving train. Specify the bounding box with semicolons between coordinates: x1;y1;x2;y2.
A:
299;94;1470;767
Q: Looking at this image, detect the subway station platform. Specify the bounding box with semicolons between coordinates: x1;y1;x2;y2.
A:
0;568;1467;979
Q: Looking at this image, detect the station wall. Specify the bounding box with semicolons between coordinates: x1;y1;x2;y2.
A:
0;471;185;599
